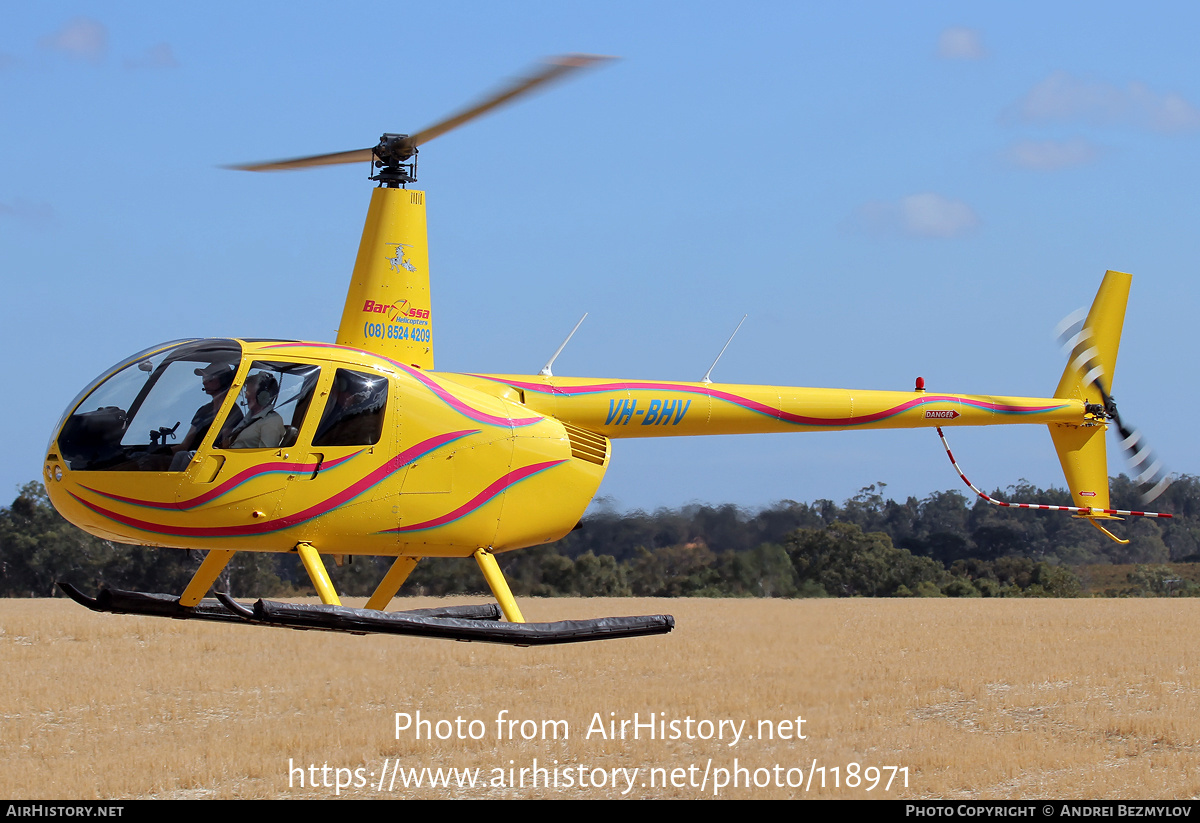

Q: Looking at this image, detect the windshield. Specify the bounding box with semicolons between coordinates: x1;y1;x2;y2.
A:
56;340;243;472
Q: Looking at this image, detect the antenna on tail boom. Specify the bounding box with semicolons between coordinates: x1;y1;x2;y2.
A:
540;313;589;377
702;315;748;384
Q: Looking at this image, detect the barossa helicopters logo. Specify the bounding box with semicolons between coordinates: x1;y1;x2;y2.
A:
362;299;431;324
386;242;417;273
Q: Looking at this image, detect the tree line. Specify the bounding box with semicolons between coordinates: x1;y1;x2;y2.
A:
3;475;1198;601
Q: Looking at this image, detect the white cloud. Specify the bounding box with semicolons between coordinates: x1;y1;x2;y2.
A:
855;193;980;238
1011;71;1200;133
1003;138;1101;171
898;193;979;237
124;43;179;70
938;27;986;60
39;18;107;63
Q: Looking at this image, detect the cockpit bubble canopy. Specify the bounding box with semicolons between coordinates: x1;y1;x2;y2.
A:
56;340;242;472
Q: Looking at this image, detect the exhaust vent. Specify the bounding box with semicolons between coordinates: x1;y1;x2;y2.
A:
562;422;608;466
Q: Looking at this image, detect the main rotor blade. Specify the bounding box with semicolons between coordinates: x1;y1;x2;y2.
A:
227;54;614;173
227;148;374;173
405;53;615;149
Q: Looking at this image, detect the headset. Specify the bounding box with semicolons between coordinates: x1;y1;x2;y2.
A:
250;372;279;408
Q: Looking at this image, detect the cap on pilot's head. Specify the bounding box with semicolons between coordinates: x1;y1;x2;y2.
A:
195;362;235;390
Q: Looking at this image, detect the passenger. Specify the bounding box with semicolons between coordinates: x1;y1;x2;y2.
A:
314;371;387;446
169;363;243;471
223;373;285;449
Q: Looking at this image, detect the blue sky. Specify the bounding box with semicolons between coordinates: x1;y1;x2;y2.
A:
5;3;1198;513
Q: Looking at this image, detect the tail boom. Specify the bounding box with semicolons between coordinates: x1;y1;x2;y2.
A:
445;373;1085;438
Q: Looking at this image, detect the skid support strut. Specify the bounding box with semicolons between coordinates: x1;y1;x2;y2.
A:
179;549;236;607
365;556;420;611
296;542;341;606
474;548;525;623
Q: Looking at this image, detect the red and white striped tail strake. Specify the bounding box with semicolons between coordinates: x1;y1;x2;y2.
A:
935;427;1171;520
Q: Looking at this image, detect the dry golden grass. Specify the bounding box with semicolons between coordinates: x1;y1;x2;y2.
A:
3;596;1200;799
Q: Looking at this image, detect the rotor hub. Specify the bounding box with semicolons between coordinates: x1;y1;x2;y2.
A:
371;133;417;187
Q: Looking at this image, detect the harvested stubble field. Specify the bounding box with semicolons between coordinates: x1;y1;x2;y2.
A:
2;596;1199;799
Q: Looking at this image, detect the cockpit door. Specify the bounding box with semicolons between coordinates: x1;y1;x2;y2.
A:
274;367;399;541
177;359;290;522
184;359;325;530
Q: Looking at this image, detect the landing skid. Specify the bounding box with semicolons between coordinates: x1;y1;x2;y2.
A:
58;582;674;646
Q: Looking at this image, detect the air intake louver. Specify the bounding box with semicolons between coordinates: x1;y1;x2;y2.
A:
562;422;608;466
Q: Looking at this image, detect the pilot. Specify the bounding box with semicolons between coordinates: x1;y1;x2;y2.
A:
168;363;243;471
223;372;285;449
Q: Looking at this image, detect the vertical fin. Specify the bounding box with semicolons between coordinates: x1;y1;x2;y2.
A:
336;187;434;369
1048;270;1131;514
1048;423;1113;513
1053;270;1130;403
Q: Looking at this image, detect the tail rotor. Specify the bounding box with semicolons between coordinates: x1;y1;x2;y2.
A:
1055;305;1171;503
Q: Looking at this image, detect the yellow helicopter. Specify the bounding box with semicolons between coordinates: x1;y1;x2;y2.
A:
44;55;1170;644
